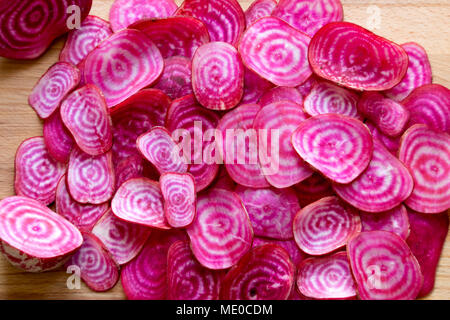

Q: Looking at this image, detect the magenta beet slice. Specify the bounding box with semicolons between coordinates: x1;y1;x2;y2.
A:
297;252;356;300
0;0;92;59
252;237;307;265
333;141;413;213
242;67;274;104
221;244;295;300
60;84;112;156
239;17;312;87
109;0;177;32
293;172;335;207
385;42;432;101
114;155;144;190
43;111;74;163
187;188;253;270
253;101;313;188
235;185;300;240
292;114;373;184
210;166;236;191
406;209;449;298
67;148;115;204
92;209;152;265
15;137;66;206
359;205;410;240
259;87;304;107
309;22;409;91
67;232;119;292
245;0;277;26
83;29;163;107
153;56;192;100
0;196;82;272
297;76;319;98
28;62;80;119
272;0;343;37
293;196;361;255
365;121;401;155
59;16;113;66
347;231;423;300
192;42;244;110
399;125;450;213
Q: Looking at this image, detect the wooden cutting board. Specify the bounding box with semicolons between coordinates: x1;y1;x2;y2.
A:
0;0;448;300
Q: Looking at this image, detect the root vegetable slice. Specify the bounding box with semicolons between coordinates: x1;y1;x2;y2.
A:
242;67;274;104
252;237;307;265
43;111;74;163
239;17;312;87
292;114;373;184
293;196;361;255
153;56;192;100
347;231;423;300
333;141;413;213
297;76;319;98
187;188;253;270
293;173;335;207
365;121;401;155
297;252;356;300
114;155;144;190
83;29;163;107
14;137;66;205
253;101;313;188
360;205;410;240
210;166;236;191
0;196;82;272
399;125;450;213
60;84;112;156
259;87;304;107
235;185;300;240
221;244;295;300
192;42;244;110
308;22;408;91
245;0;277;26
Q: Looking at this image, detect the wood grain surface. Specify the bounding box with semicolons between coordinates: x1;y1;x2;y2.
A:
0;0;448;300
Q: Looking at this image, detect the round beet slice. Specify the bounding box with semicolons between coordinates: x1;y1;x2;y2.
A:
153;56;193;100
359;205;410;240
43;111;74;164
252;237;307;266
242;67;274;104
245;0;277;26
259;86;304;107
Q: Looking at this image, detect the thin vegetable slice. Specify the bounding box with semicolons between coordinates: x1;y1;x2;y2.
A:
252;237;307;265
293;173;335;207
242;67;274;104
365;121;401;155
245;0;277;26
259;87;304;107
43;111;74;163
359;205;410;240
114;155;144;190
153;56;193;100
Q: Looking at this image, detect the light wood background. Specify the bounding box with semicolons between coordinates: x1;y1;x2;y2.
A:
0;0;448;300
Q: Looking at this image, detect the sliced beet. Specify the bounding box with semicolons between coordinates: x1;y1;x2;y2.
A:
114;155;144;190
43;111;74;164
245;0;277;26
293;172;335;207
308;22;409;91
210;166;237;191
359;205;410;240
297;75;319;98
153;56;193;100
241;67;274;104
239;17;312;87
365;121;401;155
252;237;307;265
259;87;304;107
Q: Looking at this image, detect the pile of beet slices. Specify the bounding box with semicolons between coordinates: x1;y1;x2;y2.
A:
0;0;449;300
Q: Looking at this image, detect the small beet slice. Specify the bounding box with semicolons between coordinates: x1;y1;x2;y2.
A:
153;56;192;100
293;173;335;207
399;125;450;213
28;62;80;119
292;114;373;184
347;231;423;300
83;29;163;107
308;22;409;91
0;196;82;272
359;205;410;240
242;67;274;104
252;237;307;265
245;0;277;26
259;87;304;107
297;252;356;300
15;137;66;206
293;196;361;255
239;17;312;87
221;244;295;300
43;111;74;163
114;155;144;190
187;188;253;270
365;121;401;155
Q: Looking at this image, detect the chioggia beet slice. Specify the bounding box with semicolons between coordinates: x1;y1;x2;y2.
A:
333;141;414;213
153;56;193;100
66;232;119;292
60;84;112;156
253;101;313;188
0;196;82;272
59;15;113;66
347;231;423;300
239;17;312;87
252;237;307;265
293;173;335;207
359;205;410;240
109;0;177;32
0;0;92;59
365;121;401;155
297;76;319;98
168;240;223;300
308;22;409;91
292;114;373;184
67;148;115;204
399;125;450;213
14;137;66;205
235;185;300;240
245;0;277;26
221;244;295;300
241;67;274;104
114;155;144;190
293;196;361;255
259;87;304;107
297;252;356;300
187;188;253;270
83;29;163;107
406;209;449;298
43;111;74;163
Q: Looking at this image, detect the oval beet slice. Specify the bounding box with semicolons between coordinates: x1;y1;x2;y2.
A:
114;155;145;190
242;67;274;104
245;0;277;26
293;196;361;255
252;237;307;266
153;56;192;100
221;244;295;300
239;17;312;87
293;172;335;207
292;114;373;184
347;231;423;300
359;205;410;240
259;87;304;107
309;22;409;91
365;121;401;155
15;137;66;206
43;111;74;164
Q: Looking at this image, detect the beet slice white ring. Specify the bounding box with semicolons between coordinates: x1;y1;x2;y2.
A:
292;114;373;184
252;237;307;266
242;67;274;104
153;56;193;100
239;17;312;87
245;0;277;26
14;137;66;206
114;155;145;191
293;196;361;255
259;86;304;107
347;230;423;300
308;22;409;91
398;124;450;213
365;121;401;155
359;205;410;240
43;111;74;164
293;172;335;208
